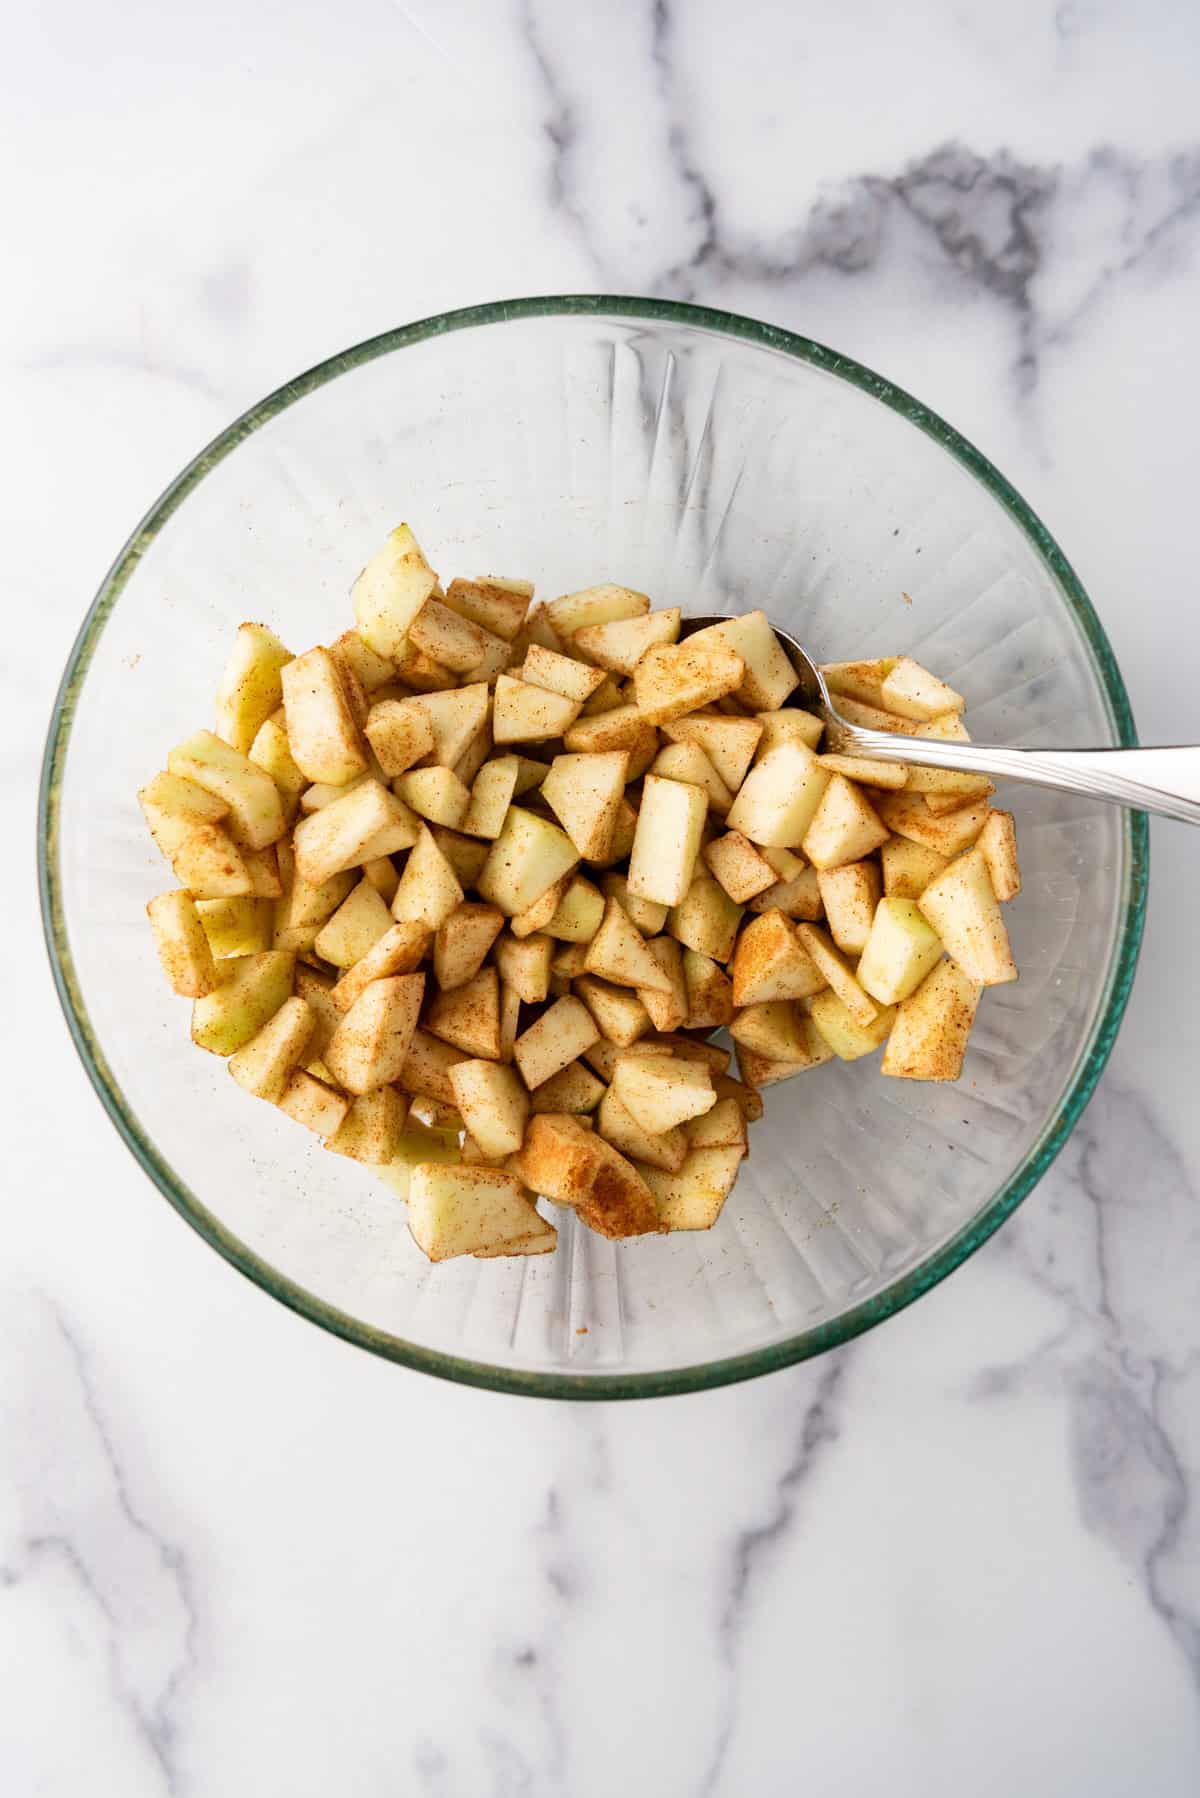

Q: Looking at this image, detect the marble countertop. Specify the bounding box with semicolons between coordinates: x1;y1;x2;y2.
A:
6;2;1200;1791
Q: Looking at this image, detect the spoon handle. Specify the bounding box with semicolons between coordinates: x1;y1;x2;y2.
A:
842;729;1200;826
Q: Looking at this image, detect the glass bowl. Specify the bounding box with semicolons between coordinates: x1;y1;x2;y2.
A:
40;298;1146;1398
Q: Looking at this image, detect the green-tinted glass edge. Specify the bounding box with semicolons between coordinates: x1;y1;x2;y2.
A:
37;294;1148;1401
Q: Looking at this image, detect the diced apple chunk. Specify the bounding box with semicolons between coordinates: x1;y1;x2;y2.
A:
663;712;762;789
816;753;908;789
917;848;1017;986
352;523;439;658
598;1088;688;1172
363;698;437;776
278;1070;350;1137
514;995;599;1089
228;995;315;1100
493;674;581;743
574;975;651;1048
314;878;394;968
197;895;273;958
541;750;628;860
683;949;734;1029
820;658;895;708
514;1114;660;1240
637;936;688;1032
395;766;471;830
449;1058;529;1157
808;990;896;1060
611;1054;715;1135
477;807;580;917
669;871;742;963
642;1147;745;1231
427;965;502;1059
280;646;369;786
139;771;230;860
627;775;707;907
703;831;777;904
879;656;965;721
794;923;877;1026
293;780;419;886
325;973;424;1094
755;709;824;756
167;730;286;850
584;897;672;990
408;597;491;674
147;891;218;997
521;642;607;704
443;575;532;642
547;584;650;637
433;902;504;991
633;639;744;724
726;744;830;848
411;684;490;770
978;809;1021;901
815;861;882;956
461;755;519;839
215;623;293;753
801;773;889;870
875;790;990;857
545;875;605;944
573;608;680;674
325;1087;407;1164
191;951;295;1056
397;1028;469;1105
881;957;981;1080
171;822;253;898
391;824;465;930
880;836;949;899
651;740;733;814
529;1060;605;1115
730;910;826;1006
408;1164;545;1261
331;921;430;1012
857;897;944;1005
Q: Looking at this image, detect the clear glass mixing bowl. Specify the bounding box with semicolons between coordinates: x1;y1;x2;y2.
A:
39;298;1146;1397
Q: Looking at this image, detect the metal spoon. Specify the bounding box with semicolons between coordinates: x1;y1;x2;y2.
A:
681;616;1200;825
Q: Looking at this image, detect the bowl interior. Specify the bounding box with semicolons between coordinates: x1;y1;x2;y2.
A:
43;300;1144;1395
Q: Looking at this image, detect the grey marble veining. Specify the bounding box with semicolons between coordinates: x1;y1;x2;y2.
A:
5;0;1200;1792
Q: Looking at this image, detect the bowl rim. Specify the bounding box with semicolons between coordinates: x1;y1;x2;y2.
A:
38;294;1148;1400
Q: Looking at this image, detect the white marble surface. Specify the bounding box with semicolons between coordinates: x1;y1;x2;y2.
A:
5;1;1200;1791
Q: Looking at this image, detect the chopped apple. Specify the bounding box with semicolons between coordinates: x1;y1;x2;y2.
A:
857;896;944;1004
191;950;295;1056
540;750;628;860
683;948;734;1029
820;658;895;708
651;740;733;815
874;790;991;857
427;965;502;1059
170;821;253;898
396;766;471;829
325;972;424;1093
584;897;673;990
801;773;889;870
730;910;825;1006
461;755;519;839
521;642;607;703
711;1073;764;1122
881;957;982;1080
443;575;532;642
433;902;504;991
703;831;777;904
599;872;667;937
448;1059;529;1158
612;1053;715;1135
331;921;430;1012
632;638;744;724
514;995;600;1089
146;891;218;997
494;931;553;1003
197;895;273;958
816;752;908;790
139;770;231;860
573;608;680;674
755;709;824;756
662;712;762;790
669;871;742;962
397;1027;469;1105
978;809;1021;901
598;1087;688;1172
360;855;399;902
880;836;949;899
808;990;896;1060
514;1114;659;1239
167;730;286;850
529;1060;605;1114
477;806;580;916
535;877;599;946
827;694;925;737
391;824;465;931
295;965;341;1054
314;879;394;968
429;826;490;889
815;861;882;955
642;1146;745;1231
747;866;824;922
273;867;357;953
880;656;965;721
279;646;369;786
729;1000;811;1061
563;704;658;769
352;523;439;658
228;996;315;1100
626;774;707;908
407;1164;545;1261
329;629;395;695
686;1097;747;1151
547;583;650;637
363;697;436;776
493;674;581;743
574;975;652;1048
581;673;624;716
510;874;568;939
736;1023;834;1086
410;683;490;769
407;596;491;673
278;1069;350;1136
637;936;688;1032
325;1086;407;1164
794;922;878;1026
215;623;293;753
917;847;1017;986
726;743;830;848
292;780;419;886
685;612;798;710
